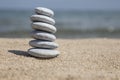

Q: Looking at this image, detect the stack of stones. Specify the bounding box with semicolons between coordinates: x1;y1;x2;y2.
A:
28;7;60;58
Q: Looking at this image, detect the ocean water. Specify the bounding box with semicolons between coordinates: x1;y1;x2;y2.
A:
0;10;120;38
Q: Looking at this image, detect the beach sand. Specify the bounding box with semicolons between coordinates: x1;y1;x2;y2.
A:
0;38;120;80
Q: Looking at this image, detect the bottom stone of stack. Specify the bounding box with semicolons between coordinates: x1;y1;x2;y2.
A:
28;48;60;58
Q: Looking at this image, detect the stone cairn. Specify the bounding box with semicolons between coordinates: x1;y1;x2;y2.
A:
28;7;60;58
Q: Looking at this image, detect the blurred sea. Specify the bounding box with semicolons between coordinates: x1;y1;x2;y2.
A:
0;10;120;38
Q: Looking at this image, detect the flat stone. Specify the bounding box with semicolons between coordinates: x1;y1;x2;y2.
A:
28;48;60;58
29;40;58;49
31;22;56;33
31;30;56;41
31;15;55;25
35;7;54;17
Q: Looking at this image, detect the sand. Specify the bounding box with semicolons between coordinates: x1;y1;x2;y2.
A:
0;38;120;80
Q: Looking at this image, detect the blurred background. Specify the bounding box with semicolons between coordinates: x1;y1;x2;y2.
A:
0;0;120;38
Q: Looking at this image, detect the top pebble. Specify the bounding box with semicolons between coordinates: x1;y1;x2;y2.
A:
35;7;54;17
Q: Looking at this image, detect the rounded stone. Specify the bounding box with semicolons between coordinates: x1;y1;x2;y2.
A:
28;48;60;58
31;22;56;33
29;40;58;49
31;31;56;41
31;15;55;25
35;7;54;17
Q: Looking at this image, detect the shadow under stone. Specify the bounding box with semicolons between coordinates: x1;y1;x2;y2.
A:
8;50;32;57
8;50;56;60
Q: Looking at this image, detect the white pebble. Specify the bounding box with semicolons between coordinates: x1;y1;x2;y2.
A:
28;48;60;58
31;22;56;33
35;7;54;17
31;15;55;25
29;40;58;49
31;31;56;41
